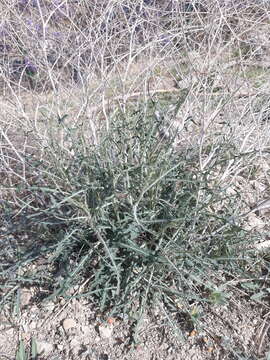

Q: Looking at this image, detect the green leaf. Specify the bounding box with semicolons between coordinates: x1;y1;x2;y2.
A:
31;338;38;359
240;282;260;291
210;289;230;305
250;291;266;301
16;340;27;360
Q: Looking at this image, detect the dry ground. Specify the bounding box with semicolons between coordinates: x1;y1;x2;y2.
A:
0;286;268;360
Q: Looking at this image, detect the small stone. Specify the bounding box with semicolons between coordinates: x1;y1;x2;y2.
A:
42;301;55;312
98;324;113;339
35;340;54;355
62;318;77;331
20;288;32;308
60;298;66;306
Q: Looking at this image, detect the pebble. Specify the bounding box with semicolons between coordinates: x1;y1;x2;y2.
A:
98;324;113;339
35;340;54;355
62;318;77;331
42;301;55;312
20;288;32;308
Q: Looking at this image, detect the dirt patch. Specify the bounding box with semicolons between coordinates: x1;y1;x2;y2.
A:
0;286;269;360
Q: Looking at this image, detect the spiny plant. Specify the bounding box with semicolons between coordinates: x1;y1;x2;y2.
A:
1;95;263;333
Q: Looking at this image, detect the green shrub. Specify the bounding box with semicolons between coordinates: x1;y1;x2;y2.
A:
1;98;264;336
